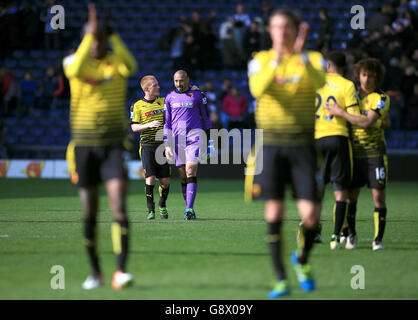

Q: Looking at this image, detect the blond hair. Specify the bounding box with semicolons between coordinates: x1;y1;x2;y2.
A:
140;75;157;92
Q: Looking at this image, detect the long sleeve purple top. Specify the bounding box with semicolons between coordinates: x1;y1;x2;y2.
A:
164;89;212;141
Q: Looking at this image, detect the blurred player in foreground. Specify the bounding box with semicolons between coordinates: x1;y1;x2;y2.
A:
164;70;212;220
246;9;325;298
130;75;171;220
326;58;390;251
64;4;137;290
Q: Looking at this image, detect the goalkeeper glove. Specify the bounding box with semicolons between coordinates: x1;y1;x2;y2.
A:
206;139;215;160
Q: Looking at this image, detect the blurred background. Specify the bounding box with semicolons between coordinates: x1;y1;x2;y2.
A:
0;0;417;178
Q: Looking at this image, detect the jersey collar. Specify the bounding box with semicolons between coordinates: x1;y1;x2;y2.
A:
142;97;157;104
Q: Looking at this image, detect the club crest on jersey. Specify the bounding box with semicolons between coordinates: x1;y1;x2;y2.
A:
377;99;386;110
188;93;194;98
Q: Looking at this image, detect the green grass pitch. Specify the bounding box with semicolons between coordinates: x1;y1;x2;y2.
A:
0;178;417;300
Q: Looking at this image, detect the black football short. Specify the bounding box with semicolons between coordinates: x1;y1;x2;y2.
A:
139;144;171;179
316;135;352;191
351;155;388;190
251;145;321;201
73;144;128;187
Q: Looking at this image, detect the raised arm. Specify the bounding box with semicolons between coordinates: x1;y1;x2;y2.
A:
109;34;138;77
63;4;97;79
248;53;277;99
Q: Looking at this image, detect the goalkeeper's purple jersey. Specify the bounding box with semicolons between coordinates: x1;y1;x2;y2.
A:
164;89;211;140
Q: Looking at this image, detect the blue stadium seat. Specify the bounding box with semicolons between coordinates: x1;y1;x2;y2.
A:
4;117;19;127
5;135;19;145
20;135;37;144
39;136;56;145
29;50;43;59
47;127;65;137
29;127;47;137
13;127;28;136
38;117;55;127
12;50;25;59
4;59;18;69
21;118;37;127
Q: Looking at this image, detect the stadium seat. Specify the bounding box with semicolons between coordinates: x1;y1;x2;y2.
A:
29;127;47;137
47;127;65;137
21;118;37;127
5;135;19;145
20;135;37;144
39;136;56;145
4;118;19;127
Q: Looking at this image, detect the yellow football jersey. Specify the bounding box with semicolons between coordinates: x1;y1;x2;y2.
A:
351;90;390;158
315;73;360;139
63;33;137;146
248;49;326;146
130;97;165;146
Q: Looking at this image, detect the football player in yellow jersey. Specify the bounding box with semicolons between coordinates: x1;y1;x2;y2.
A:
327;58;390;251
64;4;137;290
247;9;325;298
130;75;171;220
315;51;360;250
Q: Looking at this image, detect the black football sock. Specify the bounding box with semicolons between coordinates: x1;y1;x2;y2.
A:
145;184;155;212
111;219;129;272
333;201;347;237
347;201;357;235
297;223;317;264
158;185;170;208
84;217;101;276
266;221;286;281
181;182;187;204
374;207;387;242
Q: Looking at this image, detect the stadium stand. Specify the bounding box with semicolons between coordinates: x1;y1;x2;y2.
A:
0;0;417;159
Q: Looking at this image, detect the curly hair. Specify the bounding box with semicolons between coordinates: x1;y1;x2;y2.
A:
353;58;385;87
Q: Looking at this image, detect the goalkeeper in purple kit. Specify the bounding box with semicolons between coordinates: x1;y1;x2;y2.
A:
164;70;212;220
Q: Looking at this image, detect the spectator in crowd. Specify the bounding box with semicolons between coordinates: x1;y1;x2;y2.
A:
368;6;392;33
182;32;199;74
222;85;248;129
243;20;261;62
260;1;273;26
41;0;59;50
219;76;233;102
1;67;19;116
220;24;241;69
233;3;252;64
197;22;218;70
404;83;418;130
203;79;222;129
39;66;64;109
317;8;334;53
386;84;405;130
0;1;20;57
170;27;186;70
20;2;43;51
234;3;251;28
20;71;38;113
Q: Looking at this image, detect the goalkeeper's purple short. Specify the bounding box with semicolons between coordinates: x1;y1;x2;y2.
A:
174;132;205;166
